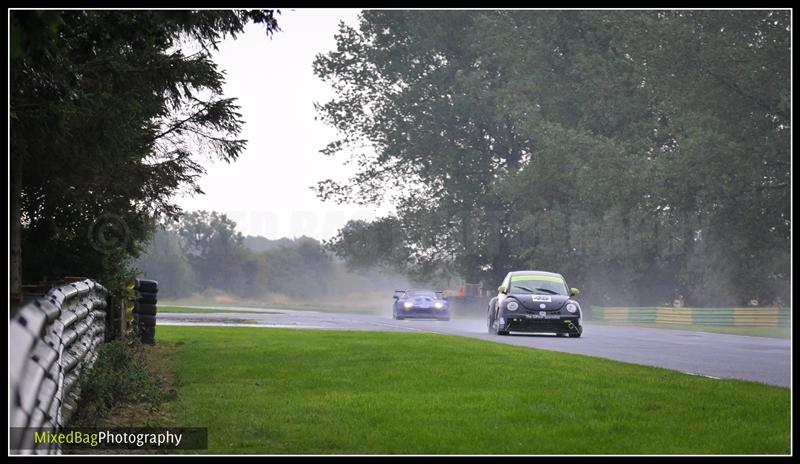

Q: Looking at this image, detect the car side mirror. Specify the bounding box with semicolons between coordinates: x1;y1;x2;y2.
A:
570;287;580;297
498;285;506;294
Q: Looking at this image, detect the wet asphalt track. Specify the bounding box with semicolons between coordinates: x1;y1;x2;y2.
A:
157;306;791;388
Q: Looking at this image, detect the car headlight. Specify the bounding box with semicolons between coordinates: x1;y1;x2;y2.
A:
403;301;413;309
506;300;519;311
566;303;578;313
434;302;444;309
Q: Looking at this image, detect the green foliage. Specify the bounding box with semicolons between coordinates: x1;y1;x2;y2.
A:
71;339;168;426
175;210;251;293
11;10;280;296
325;218;407;271
242;236;294;252
261;236;333;297
315;10;790;306
326;218;458;288
134;227;197;298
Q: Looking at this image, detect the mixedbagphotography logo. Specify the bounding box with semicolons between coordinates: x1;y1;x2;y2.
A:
10;427;208;451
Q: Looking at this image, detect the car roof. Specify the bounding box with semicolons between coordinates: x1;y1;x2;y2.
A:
507;270;564;278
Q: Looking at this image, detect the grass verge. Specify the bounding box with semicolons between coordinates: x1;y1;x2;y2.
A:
70;340;177;428
66;341;179;454
159;326;790;454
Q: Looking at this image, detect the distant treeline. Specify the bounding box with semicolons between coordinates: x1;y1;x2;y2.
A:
134;210;407;299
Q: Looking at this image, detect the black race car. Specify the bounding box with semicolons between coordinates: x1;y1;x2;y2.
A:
487;270;583;337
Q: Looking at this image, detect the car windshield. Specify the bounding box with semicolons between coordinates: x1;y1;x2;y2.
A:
404;290;437;299
509;277;568;296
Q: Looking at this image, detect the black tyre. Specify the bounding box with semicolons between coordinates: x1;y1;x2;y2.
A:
139;323;155;334
488;305;509;335
136;291;158;304
138;314;157;326
134;278;158;293
568;331;582;338
139;325;156;345
134;302;157;316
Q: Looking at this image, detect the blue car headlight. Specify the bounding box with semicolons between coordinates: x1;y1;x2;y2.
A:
434;301;444;309
506;300;519;311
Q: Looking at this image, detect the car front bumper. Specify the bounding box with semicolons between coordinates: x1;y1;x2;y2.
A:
398;307;450;319
500;314;582;333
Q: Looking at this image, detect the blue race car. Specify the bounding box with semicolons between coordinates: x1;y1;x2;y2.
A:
393;289;451;321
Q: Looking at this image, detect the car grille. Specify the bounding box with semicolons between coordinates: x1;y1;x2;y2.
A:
508;318;576;332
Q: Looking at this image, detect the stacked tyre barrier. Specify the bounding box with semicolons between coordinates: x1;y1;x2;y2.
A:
133;278;158;345
10;279;108;454
590;306;791;327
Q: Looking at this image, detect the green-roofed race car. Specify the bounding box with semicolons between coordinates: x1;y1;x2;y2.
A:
487;270;583;337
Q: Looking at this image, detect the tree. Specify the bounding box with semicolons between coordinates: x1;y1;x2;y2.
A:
176;210;248;293
315;10;790;306
10;10;280;300
263;236;333;298
325;218;407;271
134;227;196;298
314;11;540;285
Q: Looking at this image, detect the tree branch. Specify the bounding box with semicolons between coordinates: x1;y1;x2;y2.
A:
146;100;213;145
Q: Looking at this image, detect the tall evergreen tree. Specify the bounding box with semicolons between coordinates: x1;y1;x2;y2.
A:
10;10;279;299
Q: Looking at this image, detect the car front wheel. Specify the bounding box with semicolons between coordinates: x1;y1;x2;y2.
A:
489;306;509;335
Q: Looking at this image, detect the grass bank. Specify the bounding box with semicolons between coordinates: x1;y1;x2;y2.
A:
159;326;790;454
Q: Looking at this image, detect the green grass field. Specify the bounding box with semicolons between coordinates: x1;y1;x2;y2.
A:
158;326;790;454
158;306;282;315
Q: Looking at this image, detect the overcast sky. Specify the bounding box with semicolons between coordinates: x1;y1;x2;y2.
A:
175;8;390;240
